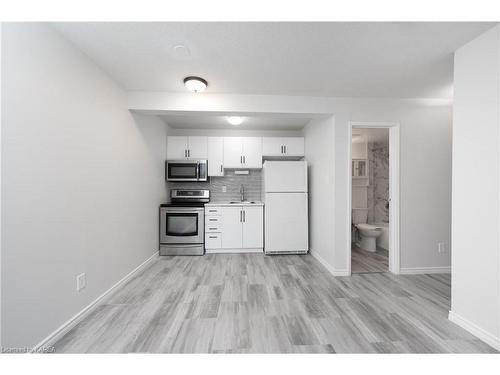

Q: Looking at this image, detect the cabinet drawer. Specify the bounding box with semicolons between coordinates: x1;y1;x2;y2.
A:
205;216;221;225
205;207;222;216
205;233;222;249
205;224;221;232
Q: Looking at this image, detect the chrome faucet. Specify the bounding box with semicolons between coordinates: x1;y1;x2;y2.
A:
240;184;245;202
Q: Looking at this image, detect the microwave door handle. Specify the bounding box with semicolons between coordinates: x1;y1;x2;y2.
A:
196;162;200;180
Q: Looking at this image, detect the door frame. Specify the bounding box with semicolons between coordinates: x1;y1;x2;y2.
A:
348;121;401;275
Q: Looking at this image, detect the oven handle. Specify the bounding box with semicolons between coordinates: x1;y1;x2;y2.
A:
161;207;205;212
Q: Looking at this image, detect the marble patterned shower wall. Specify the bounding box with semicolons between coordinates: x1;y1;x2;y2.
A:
168;170;262;202
367;142;389;223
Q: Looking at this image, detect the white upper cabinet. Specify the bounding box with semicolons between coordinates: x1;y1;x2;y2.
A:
283;137;305;156
242;137;262;168
352;141;368;159
207;137;224;176
223;137;244;168
187;136;208;159
262;137;283;156
168;136;304;169
262;137;304;157
167;136;188;159
167;136;207;159
223;137;262;168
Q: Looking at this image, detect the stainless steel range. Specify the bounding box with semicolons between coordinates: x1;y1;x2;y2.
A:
159;189;209;256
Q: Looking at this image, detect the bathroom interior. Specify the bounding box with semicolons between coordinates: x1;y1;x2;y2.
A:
351;128;390;273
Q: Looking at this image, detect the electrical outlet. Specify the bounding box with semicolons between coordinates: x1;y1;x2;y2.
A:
222;186;227;193
76;273;86;292
438;242;446;254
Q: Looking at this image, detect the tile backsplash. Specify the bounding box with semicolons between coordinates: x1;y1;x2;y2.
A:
168;170;262;202
367;142;389;223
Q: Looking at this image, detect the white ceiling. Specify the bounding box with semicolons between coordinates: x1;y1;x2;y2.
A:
161;114;311;130
353;128;390;144
52;22;495;99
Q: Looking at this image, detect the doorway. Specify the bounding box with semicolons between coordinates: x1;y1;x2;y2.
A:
348;122;400;275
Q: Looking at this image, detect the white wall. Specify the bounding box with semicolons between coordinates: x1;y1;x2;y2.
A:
450;26;500;349
303;117;337;272
1;23;167;347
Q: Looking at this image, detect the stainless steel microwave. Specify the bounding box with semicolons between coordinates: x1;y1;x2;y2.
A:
166;160;208;182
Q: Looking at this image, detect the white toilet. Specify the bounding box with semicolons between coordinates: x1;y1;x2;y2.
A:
352;208;383;252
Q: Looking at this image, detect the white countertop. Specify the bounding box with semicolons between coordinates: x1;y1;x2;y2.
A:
205;201;264;207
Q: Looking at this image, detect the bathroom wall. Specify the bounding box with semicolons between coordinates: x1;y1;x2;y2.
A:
367;142;389;223
168;170;262;202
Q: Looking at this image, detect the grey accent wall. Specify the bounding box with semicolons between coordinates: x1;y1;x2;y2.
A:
367;142;389;223
168;170;262;202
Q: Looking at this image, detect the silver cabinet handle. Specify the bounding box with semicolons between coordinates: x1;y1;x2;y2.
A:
209;218;217;221
243;210;246;222
220;165;223;173
281;145;284;154
188;149;190;157
184;149;187;158
209;236;217;239
209;227;217;230
240;210;243;222
240;156;242;164
283;145;286;154
243;156;246;164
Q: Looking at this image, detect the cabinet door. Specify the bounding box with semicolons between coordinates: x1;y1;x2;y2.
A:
352;141;368;159
187;136;207;159
242;207;263;249
283;137;304;156
242;137;262;168
262;137;284;156
353;159;368;178
220;207;243;248
167;136;188;159
223;137;243;168
207;137;224;176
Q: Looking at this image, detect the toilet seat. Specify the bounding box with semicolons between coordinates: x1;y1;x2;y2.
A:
356;223;382;231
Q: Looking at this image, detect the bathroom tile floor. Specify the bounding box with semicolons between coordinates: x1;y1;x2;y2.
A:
351;244;388;274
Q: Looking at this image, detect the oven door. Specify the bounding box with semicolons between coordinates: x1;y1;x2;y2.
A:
166;160;207;181
160;207;204;244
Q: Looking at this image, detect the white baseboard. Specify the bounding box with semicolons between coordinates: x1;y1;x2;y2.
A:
448;311;500;351
31;251;159;352
310;249;350;277
206;248;263;254
399;266;451;275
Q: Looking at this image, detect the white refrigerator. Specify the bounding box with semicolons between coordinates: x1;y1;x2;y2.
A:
263;161;309;254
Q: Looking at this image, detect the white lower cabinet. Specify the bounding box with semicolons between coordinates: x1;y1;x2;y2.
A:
220;206;243;249
205;205;263;253
242;206;264;248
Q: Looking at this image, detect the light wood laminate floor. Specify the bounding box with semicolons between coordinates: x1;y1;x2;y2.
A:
54;254;497;353
351;245;388;274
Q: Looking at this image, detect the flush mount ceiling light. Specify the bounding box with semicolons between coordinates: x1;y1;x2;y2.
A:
183;76;207;93
227;116;244;126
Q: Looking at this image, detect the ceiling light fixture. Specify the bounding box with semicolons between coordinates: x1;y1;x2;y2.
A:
227;116;244;126
183;76;207;93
